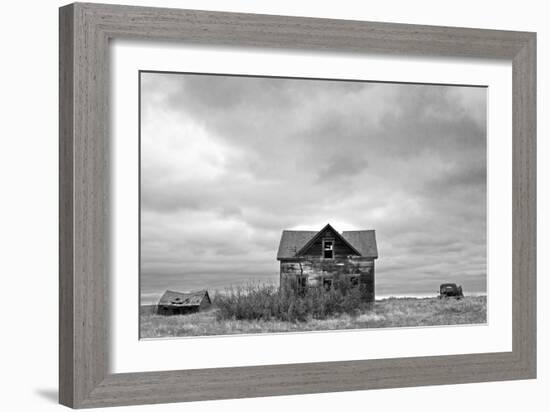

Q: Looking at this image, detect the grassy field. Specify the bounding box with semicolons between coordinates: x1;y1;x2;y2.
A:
140;295;487;338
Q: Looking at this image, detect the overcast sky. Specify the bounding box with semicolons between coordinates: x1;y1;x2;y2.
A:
140;72;487;300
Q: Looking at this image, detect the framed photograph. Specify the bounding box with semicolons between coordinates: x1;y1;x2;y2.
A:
59;2;536;408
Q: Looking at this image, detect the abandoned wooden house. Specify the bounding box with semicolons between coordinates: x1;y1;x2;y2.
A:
156;290;211;316
276;223;378;303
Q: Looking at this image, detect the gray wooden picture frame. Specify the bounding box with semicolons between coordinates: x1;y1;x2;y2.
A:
59;2;536;409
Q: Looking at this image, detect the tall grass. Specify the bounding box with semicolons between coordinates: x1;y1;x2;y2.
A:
214;280;371;322
140;296;487;338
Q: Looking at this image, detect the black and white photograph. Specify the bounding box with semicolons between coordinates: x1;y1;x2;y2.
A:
1;0;542;410
139;71;487;338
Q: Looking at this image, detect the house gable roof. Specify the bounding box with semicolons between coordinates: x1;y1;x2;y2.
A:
277;224;378;259
296;223;362;257
157;290;211;307
276;230;318;260
341;230;378;258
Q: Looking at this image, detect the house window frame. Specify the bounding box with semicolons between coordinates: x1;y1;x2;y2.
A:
322;238;334;260
323;277;333;291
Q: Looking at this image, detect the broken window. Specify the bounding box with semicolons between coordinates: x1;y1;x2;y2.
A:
323;278;333;291
323;240;334;259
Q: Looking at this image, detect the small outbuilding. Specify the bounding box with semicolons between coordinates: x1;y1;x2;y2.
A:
156;290;211;316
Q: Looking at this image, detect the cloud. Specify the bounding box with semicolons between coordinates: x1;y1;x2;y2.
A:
317;153;369;182
140;72;487;296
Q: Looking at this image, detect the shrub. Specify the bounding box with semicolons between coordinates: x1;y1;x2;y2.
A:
213;280;370;323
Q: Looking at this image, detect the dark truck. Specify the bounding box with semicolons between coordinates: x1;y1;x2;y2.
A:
438;283;464;299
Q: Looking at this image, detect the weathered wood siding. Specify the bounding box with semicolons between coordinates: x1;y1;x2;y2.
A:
157;296;211;316
157;305;199;316
199;296;211;310
280;257;375;303
299;227;358;258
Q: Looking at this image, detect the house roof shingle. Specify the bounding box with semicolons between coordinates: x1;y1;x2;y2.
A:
341;230;378;258
276;225;378;259
157;290;211;307
276;230;317;260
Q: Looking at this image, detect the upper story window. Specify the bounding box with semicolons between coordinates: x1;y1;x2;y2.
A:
323;240;334;259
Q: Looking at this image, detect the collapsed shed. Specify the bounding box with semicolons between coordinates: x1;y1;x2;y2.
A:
156;289;211;316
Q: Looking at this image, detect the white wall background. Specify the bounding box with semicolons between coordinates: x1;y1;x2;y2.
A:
0;1;546;411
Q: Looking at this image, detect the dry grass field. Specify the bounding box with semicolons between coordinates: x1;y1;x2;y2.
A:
140;295;487;339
